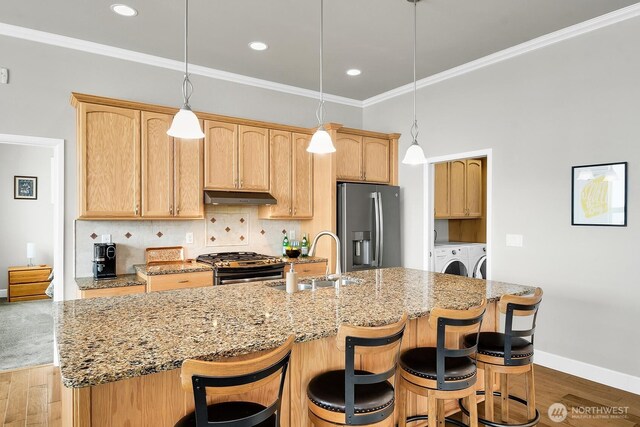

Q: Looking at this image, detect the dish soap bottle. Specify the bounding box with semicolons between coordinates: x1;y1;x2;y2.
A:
301;234;309;257
282;234;289;256
286;263;298;293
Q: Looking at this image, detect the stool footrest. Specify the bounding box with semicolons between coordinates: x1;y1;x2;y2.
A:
406;415;469;427
458;391;540;427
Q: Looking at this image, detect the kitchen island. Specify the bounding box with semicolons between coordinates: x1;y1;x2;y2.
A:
56;267;535;426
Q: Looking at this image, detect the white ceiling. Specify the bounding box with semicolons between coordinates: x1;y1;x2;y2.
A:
1;0;638;100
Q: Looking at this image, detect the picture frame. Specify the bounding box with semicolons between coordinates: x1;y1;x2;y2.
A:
571;162;627;226
13;176;38;200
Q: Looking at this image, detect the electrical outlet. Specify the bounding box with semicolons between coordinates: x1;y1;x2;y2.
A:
101;234;112;244
185;232;194;244
506;234;523;247
0;68;8;84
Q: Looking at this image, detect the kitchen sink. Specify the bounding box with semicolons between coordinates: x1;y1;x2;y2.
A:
269;276;363;292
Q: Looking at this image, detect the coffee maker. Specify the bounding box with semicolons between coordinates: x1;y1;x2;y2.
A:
93;243;117;279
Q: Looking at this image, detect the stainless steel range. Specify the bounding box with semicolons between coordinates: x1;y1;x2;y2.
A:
196;252;285;285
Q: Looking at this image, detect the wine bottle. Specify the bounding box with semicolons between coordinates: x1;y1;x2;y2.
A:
282;234;289;256
301;234;309;257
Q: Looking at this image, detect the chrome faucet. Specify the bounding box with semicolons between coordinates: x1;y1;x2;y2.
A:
309;231;342;279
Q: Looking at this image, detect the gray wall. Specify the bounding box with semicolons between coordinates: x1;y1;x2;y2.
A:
0;36;362;300
0;144;54;291
364;17;640;376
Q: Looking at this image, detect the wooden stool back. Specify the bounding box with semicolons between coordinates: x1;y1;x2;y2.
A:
499;288;543;366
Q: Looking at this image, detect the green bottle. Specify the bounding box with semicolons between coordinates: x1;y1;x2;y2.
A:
301;234;309;257
282;234;289;256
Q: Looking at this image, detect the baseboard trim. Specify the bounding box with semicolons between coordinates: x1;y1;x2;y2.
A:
0;289;6;298
535;350;640;395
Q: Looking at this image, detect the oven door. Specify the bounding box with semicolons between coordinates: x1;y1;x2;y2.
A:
215;265;285;285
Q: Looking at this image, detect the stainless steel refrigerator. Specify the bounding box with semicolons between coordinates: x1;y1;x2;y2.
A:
337;183;401;272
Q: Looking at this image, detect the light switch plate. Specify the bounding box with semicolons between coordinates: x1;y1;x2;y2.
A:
506;234;523;247
0;68;8;84
185;232;194;244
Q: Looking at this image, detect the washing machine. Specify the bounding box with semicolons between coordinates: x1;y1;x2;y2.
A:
467;243;487;279
433;244;470;277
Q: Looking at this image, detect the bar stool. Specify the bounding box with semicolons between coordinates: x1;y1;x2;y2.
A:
306;313;407;426
175;335;294;427
461;288;543;427
397;299;487;427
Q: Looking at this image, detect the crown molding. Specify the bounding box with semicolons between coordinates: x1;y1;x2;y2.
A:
0;22;364;108
362;2;640;108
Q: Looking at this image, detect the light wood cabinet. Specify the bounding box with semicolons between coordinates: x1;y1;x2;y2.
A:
204;122;270;192
434;159;483;219
336;133;391;183
141;111;204;219
141;271;213;293
291;261;327;277
78;103;141;218
259;131;313;219
8;265;52;302
79;285;146;299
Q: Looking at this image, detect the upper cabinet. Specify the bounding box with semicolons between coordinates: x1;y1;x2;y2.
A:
336;133;391;183
77;102;203;220
434;158;483;219
259;131;313;219
204;122;269;192
78;103;141;218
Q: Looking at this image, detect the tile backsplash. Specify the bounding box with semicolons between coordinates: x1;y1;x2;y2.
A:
75;206;303;278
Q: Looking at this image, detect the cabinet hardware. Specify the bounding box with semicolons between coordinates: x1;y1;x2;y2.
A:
170;205;173;215
294;208;297;215
178;280;189;283
240;180;244;188
289;207;292;214
363;172;366;180
135;204;139;215
177;207;180;215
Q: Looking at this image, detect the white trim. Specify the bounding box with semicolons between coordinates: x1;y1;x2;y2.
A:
0;134;65;304
0;289;6;298
362;3;640;107
536;350;640;395
423;149;493;281
0;22;362;108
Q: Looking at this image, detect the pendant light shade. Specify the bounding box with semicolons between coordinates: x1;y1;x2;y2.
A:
307;0;336;154
168;107;205;139
402;0;427;165
168;0;204;140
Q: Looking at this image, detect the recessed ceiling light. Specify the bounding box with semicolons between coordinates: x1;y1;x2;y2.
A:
110;4;138;17
249;41;269;51
346;69;362;76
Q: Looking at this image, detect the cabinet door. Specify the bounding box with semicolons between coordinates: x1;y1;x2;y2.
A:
363;137;390;183
465;159;483;217
336;133;363;181
449;159;467;217
78;103;140;218
141;112;174;218
292;133;313;218
434;162;450;218
238;125;269;191
268;130;293;217
175;137;204;218
204;121;237;190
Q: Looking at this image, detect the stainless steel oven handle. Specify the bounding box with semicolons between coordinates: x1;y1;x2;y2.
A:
218;274;284;285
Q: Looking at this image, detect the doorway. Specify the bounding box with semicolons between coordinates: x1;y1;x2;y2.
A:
0;134;64;371
423;149;492;279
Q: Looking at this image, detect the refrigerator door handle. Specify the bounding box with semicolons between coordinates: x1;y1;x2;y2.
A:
378;191;384;267
372;192;381;267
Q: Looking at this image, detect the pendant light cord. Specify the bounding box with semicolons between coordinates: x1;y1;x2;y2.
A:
411;0;419;144
316;0;326;127
182;0;194;109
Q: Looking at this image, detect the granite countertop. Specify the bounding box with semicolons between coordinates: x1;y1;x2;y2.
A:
134;261;213;276
75;275;146;291
55;267;536;388
281;256;327;264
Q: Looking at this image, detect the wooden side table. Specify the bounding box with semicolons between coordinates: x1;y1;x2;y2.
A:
7;265;52;302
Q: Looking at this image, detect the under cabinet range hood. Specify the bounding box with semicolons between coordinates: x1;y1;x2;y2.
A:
204;191;277;205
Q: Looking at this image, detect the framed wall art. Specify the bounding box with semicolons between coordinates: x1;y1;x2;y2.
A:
14;175;38;200
571;162;627;226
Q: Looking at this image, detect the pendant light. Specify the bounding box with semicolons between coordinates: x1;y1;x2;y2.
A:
307;0;336;154
167;0;205;139
402;0;427;165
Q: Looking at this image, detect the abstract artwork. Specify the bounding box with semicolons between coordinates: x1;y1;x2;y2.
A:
13;176;38;200
571;162;627;226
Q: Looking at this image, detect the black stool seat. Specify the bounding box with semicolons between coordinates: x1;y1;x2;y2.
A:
175;401;276;427
400;347;476;381
307;370;395;414
464;332;534;359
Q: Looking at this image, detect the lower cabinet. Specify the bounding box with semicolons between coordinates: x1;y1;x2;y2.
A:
290;261;328;277
79;285;146;299
142;271;213;293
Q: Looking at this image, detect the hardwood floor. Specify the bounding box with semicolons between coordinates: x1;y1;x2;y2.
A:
0;364;637;426
0;365;60;427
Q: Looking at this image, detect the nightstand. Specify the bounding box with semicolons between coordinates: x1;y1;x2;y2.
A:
7;265;52;302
